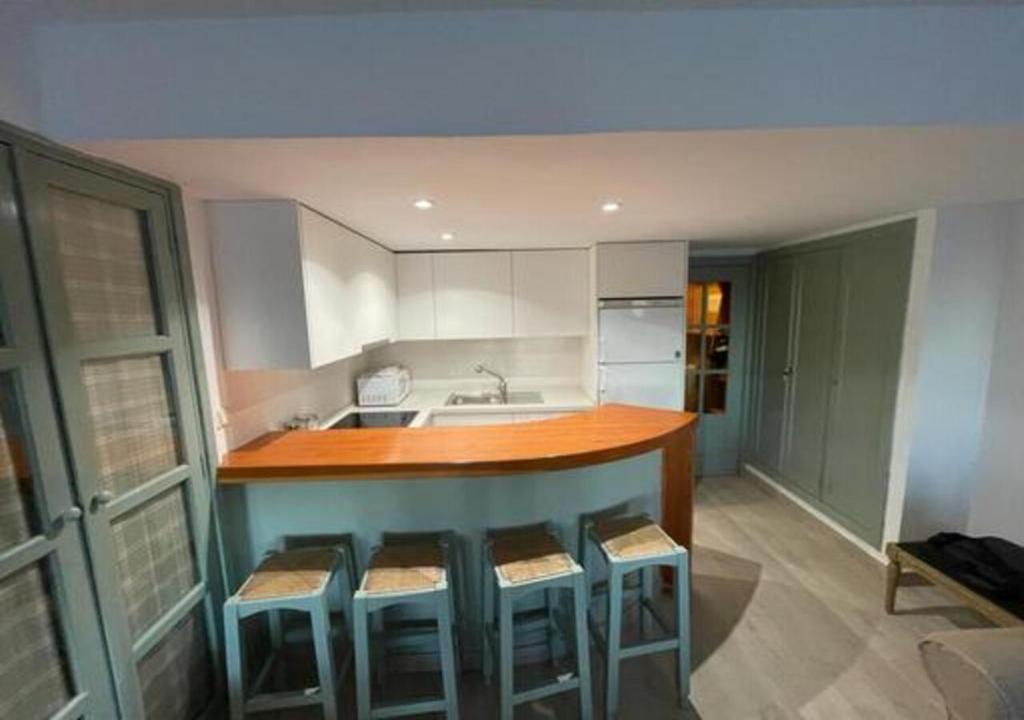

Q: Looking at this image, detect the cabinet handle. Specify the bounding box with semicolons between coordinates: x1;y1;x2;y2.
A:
90;491;115;513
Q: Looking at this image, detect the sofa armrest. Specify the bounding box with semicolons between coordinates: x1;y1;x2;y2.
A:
919;628;1024;720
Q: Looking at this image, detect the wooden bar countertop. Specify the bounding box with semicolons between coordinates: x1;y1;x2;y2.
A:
219;404;698;547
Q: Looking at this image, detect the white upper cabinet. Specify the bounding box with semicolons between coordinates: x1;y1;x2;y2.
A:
433;251;514;339
512;249;588;337
596;241;688;298
209;200;395;369
396;253;436;340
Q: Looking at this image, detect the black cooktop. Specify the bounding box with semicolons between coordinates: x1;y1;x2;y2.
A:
329;411;419;429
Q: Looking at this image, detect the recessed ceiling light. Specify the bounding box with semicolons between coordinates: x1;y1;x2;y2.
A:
413;198;434;210
601;200;622;213
440;232;455;241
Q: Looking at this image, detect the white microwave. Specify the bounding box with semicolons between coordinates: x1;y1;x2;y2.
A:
356;366;411;407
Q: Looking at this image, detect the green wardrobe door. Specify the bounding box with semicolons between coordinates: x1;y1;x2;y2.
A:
781;249;842;497
754;256;796;473
822;221;915;544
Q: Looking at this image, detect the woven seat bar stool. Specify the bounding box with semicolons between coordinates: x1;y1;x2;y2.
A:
481;524;593;720
270;534;360;650
377;530;467;671
353;538;460;720
580;513;690;720
223;547;349;719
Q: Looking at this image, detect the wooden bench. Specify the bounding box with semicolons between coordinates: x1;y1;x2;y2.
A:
885;542;1024;628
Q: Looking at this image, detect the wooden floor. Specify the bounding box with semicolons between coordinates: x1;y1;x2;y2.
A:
259;474;991;719
684;474;988;719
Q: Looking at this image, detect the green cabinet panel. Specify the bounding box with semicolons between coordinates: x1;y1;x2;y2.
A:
753;257;795;473
822;222;915;544
748;219;915;547
781;249;842;496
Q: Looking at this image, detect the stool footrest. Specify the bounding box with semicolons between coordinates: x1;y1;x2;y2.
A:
513;675;582;705
620;637;681;659
371;696;449;719
245;688;327;713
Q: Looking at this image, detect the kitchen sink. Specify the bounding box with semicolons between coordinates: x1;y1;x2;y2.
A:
445;391;544;406
446;392;502;406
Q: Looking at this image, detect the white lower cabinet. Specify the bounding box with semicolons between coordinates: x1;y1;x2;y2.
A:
428;411;567;426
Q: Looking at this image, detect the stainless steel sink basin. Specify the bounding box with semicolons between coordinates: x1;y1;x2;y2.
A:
445;392;503;406
444;391;544;406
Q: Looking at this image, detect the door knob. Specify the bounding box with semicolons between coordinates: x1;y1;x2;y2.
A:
90;490;115;513
47;505;83;537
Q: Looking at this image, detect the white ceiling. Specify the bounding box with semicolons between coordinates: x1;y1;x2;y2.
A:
78;126;1024;251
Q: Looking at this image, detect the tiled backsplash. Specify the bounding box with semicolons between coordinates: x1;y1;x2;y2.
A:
367;337;584;383
220;353;367;449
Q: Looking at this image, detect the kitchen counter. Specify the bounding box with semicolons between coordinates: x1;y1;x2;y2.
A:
217;404;698;641
321;383;595;428
219;403;697;545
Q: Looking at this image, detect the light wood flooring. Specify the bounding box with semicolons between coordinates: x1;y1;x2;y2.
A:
256;474;991;719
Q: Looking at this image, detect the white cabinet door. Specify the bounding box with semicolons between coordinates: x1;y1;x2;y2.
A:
512;249;588;337
433;251;513;339
350;235;396;348
208;200;313;369
597;241;688;298
396;253;436;340
212;200;397;369
299;207;360;366
600;362;684;410
429;412;518;426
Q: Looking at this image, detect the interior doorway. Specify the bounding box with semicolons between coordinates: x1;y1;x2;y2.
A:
687;259;752;477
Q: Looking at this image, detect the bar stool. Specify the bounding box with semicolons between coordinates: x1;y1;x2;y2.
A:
223;547;348;719
353;538;460;720
271;534;360;648
580;514;690;719
481;524;593;720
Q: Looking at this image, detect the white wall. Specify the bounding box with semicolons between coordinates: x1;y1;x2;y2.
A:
185;198;367;455
368;337;583;385
900;204;1011;541
969;203;1024;545
31;6;1024;141
0;15;42;130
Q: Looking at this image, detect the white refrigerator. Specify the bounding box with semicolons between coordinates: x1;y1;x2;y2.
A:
598;298;685;410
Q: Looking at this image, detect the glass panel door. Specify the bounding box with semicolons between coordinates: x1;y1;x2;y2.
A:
687;265;750;476
19;154;216;719
0;145;116;719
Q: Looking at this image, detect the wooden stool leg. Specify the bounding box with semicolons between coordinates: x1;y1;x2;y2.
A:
605;565;624;720
885;554;902;614
223;601;245;720
675;551;691;707
310;593;338;720
499;590;515;720
354;595;372;720
573;571;594;720
437;589;461;720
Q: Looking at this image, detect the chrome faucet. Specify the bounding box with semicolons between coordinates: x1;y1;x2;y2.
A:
473;363;508;404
